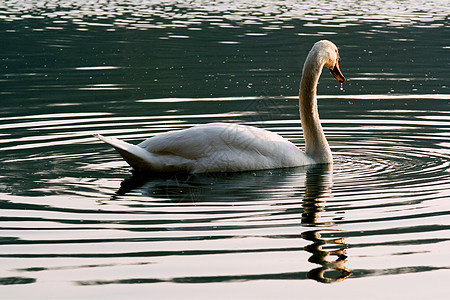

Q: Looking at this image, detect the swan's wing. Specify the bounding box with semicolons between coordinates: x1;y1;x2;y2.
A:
137;123;289;158
93;134;157;170
96;123;311;173
94;134;194;172
137;123;311;172
137;124;219;160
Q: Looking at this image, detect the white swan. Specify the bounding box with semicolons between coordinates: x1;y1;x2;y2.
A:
94;40;345;173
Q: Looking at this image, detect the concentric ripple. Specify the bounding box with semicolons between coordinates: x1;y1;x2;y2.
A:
0;96;449;297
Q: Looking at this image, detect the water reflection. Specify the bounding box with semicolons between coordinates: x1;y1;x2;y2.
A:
115;171;235;203
301;165;351;283
1;0;447;29
303;229;350;283
114;164;350;284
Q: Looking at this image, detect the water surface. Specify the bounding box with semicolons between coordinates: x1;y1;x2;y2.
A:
1;1;449;299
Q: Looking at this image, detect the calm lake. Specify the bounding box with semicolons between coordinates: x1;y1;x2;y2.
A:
1;0;449;299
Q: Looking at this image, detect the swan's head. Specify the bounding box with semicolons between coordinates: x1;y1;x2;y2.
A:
312;40;345;83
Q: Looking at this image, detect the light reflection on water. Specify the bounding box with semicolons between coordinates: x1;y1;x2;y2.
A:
0;0;450;298
1;0;448;29
1;95;449;298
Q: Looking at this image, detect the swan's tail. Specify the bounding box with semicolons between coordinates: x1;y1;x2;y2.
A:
93;134;157;171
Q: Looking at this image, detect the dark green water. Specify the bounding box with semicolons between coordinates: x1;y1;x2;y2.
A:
1;1;449;299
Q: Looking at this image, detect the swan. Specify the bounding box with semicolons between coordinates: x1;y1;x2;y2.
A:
94;40;345;173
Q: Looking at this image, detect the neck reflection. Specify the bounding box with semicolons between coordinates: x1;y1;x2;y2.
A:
301;164;351;283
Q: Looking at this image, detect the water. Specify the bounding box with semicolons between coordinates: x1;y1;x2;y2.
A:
1;1;449;299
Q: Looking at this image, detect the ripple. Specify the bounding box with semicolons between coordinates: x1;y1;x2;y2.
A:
0;0;447;31
0;277;36;285
0;95;449;294
1;0;449;295
75;66;121;71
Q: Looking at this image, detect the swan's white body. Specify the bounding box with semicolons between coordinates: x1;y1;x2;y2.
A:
95;123;313;173
95;40;345;173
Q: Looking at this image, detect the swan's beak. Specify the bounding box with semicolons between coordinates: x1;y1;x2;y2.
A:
330;61;345;83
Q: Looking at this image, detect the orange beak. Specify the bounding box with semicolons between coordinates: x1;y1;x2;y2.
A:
330;60;345;83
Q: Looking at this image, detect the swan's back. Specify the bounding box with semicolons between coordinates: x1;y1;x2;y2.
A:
136;123;312;173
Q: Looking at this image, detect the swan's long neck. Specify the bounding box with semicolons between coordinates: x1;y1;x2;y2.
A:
299;52;332;164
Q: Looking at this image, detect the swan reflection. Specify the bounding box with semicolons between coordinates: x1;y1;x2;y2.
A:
302;164;351;283
114;165;350;283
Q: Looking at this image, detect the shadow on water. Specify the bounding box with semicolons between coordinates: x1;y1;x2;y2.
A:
110;164;351;284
